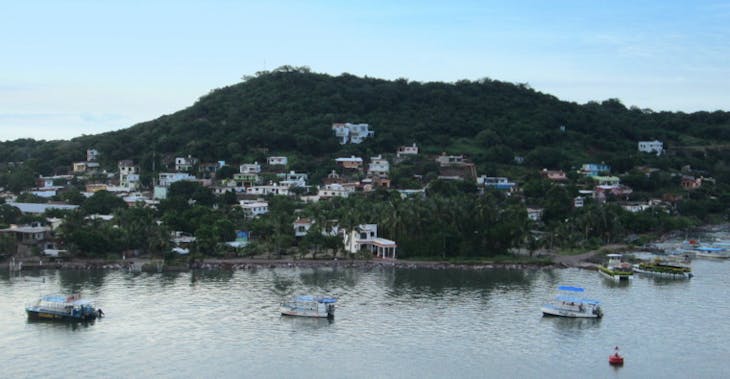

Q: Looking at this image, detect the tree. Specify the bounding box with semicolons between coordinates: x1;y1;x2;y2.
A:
81;190;127;214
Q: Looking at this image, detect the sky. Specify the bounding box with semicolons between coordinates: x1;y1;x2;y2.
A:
1;0;728;141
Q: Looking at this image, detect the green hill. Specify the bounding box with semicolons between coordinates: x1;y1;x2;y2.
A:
2;65;729;180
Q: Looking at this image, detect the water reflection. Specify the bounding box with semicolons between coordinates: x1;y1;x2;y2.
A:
279;315;334;330
58;270;106;292
26;317;98;331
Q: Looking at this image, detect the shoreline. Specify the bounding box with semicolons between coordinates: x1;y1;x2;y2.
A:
8;256;562;272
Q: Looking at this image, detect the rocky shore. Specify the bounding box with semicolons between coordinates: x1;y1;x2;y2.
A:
8;256;560;272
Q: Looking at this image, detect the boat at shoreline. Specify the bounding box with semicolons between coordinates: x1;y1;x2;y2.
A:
693;246;729;259
633;258;693;279
25;294;101;321
541;286;603;318
280;295;336;319
597;254;633;282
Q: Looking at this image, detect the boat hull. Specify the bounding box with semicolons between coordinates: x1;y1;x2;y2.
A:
26;308;97;322
280;308;331;318
598;267;633;282
541;305;601;318
633;266;693;279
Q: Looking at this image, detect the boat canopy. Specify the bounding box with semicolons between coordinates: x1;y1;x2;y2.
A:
696;246;724;252
294;295;336;303
555;294;600;305
557;286;584;292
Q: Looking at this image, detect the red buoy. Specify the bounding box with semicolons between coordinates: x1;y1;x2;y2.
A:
609;346;624;365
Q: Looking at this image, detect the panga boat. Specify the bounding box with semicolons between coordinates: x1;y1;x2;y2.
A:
26;294;101;321
694;246;729;259
280;295;336;319
633;258;693;279
597;254;633;281
541;286;603;318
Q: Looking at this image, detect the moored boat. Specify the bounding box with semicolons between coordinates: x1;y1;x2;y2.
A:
693;246;729;259
597;254;633;281
26;294;101;321
280;295;336;319
541;286;603;318
633;258;693;279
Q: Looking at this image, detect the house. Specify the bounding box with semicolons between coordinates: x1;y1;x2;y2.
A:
591;176;621;186
342;224;397;259
36;175;72;189
681;176;702;190
72;161;100;174
267;156;288;166
239;162;261;174
436;154;477;181
397;143;419;158
477;176;517;192
239;200;268;217
86;148;99;162
638;140;663;156
198;162;220;178
233;173;260;187
158;172;197;187
293;218;314;238
245;184;290;196
332;123;374;144
594;185;633;201
368;155;390;177
0;222;52;255
574;196;585;208
175;156;198;172
541;169;567;181
119;160;140;189
580;163;611;177
318;183;353;199
322;170;346;185
335;156;364;170
436;153;465;167
527;208;543;221
85;183;108;192
277;171;308;188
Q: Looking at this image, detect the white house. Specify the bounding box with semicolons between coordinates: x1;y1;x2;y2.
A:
397;143;419;157
342;224;397;259
527;208;543;221
293;218;314;238
368;155;390;177
638;140;663;156
277;171;308;188
239;162;261;174
267;156;288;166
239;200;269;217
245;184;290;196
86;148;99;162
318;183;352;199
175;156;198;172
332;123;374;144
158;172;196;187
119;160;140;189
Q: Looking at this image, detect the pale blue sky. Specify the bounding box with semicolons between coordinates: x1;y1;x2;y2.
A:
1;0;728;141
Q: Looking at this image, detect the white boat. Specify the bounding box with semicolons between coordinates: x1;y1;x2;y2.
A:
633;258;693;279
541;286;603;318
280;295;336;318
694;246;729;259
26;293;101;321
597;254;633;281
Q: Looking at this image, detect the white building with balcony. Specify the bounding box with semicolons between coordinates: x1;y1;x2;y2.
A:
332;123;374;144
638;140;663;156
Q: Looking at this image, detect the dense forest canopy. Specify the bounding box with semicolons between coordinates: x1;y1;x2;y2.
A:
1;65;729;179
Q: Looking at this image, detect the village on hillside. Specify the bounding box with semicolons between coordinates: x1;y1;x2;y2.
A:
0;122;719;266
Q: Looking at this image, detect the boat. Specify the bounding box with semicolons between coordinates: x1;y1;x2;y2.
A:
597;254;633;281
25;294;101;321
609;346;624;365
280;295;336;319
633;258;693;279
541;286;603;318
693;246;729;259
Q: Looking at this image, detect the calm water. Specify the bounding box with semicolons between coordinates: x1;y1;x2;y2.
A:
1;259;729;379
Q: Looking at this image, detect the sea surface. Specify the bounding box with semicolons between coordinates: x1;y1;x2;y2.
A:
1;258;729;379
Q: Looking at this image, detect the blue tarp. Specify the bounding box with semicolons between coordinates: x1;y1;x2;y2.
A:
557;286;585;292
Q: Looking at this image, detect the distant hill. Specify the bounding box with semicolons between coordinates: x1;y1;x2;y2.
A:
2;65;729;180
